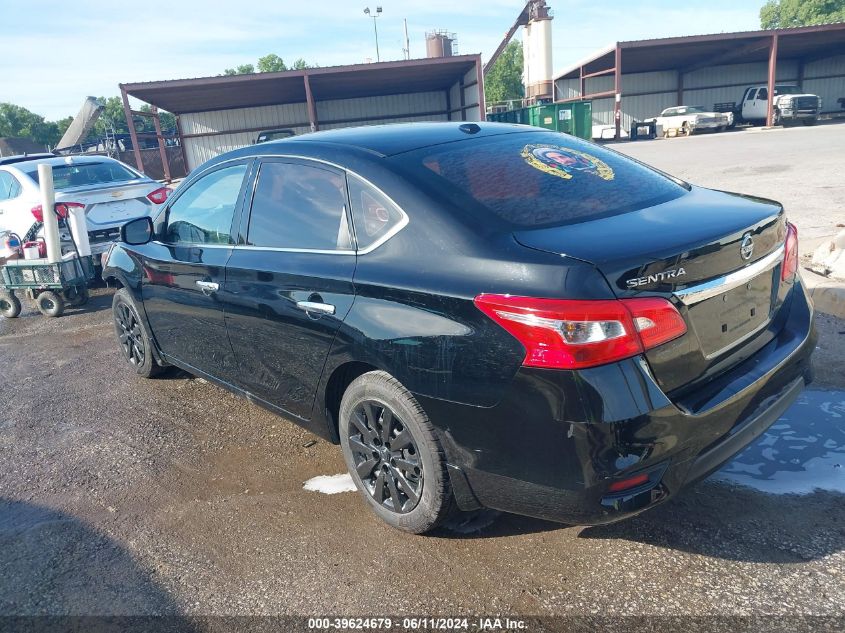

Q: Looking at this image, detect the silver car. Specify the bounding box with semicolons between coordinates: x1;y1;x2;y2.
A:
0;155;170;260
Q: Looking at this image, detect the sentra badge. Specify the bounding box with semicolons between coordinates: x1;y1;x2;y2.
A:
626;268;687;288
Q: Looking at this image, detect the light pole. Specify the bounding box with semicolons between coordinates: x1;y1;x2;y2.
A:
363;6;382;62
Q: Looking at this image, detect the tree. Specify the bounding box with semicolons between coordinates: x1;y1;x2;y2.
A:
258;54;287;73
0;102;64;147
88;97;176;139
224;55;315;76
760;0;845;29
223;64;255;76
484;41;524;104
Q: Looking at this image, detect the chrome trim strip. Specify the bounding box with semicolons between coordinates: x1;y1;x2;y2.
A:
674;244;784;306
234;245;356;256
151;241;231;249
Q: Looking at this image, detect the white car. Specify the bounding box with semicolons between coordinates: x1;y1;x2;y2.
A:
649;106;730;135
0;154;170;260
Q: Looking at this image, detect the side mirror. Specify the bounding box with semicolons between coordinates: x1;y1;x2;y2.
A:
121;216;154;245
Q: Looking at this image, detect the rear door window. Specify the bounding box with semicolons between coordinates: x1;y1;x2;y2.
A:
346;174;406;251
246;161;352;251
164;164;247;244
392;132;687;228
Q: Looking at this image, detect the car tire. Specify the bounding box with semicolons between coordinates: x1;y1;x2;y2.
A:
112;287;162;378
803;117;818;126
682;123;694;136
36;291;65;317
0;291;21;318
339;370;453;534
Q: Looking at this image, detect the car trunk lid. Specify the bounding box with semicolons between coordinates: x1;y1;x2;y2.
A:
513;186;788;394
56;181;156;232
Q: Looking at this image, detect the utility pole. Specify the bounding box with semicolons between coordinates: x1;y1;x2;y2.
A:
363;6;383;62
403;18;410;60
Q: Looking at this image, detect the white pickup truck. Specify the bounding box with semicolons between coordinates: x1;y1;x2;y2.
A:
737;84;821;125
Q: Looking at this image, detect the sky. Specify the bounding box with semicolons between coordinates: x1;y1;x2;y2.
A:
2;0;763;120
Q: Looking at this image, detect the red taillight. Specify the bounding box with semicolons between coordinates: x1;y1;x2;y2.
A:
31;202;84;222
147;187;172;205
782;222;798;281
607;472;650;493
623;297;689;350
474;294;687;370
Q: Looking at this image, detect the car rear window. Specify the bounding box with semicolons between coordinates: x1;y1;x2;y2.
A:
392;132;687;228
25;161;141;190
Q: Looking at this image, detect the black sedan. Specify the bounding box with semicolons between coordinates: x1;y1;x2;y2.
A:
104;122;815;534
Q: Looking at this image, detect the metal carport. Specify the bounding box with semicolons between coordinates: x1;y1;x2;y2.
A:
120;55;484;175
554;23;845;139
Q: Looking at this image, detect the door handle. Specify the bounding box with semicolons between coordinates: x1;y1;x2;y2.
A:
296;300;336;316
196;280;219;295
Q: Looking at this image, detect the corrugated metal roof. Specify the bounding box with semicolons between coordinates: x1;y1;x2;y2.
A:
555;22;845;80
122;55;481;115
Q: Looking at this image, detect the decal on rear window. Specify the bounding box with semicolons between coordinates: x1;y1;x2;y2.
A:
520;144;614;181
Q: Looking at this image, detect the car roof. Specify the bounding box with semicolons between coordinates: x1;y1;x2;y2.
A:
275;122;544;157
0;153;56;166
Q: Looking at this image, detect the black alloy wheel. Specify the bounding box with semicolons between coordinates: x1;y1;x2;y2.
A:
115;301;145;367
347;400;423;514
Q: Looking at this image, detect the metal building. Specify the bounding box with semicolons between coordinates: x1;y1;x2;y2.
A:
553;23;845;139
120;56;484;175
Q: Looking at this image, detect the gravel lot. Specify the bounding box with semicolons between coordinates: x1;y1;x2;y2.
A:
2;125;845;630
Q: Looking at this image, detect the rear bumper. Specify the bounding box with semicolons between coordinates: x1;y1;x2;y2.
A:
417;279;816;525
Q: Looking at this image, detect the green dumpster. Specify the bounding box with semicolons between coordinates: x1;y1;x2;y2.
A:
485;102;592;140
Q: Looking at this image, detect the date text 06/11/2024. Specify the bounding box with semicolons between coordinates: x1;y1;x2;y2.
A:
307;617;529;630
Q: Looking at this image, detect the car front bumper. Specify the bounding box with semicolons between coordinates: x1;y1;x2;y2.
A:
416;279;816;525
692;120;725;130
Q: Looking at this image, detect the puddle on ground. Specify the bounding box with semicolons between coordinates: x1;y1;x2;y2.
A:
714;389;845;494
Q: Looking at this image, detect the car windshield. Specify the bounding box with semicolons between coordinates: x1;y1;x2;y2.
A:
257;130;294;143
775;85;801;95
672;106;707;114
391;131;687;229
25;161;141;190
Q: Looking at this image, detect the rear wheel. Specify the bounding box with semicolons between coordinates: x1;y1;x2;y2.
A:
112;288;161;378
0;291;21;318
36;291;64;317
339;371;453;534
803;117;818;126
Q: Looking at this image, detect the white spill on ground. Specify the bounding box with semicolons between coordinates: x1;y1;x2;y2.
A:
303;473;357;495
715;389;845;495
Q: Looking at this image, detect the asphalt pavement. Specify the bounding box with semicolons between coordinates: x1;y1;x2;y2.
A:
1;289;844;628
2;124;845;629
